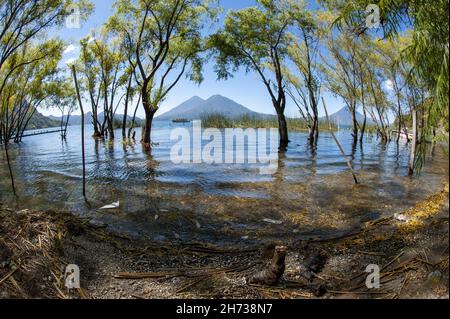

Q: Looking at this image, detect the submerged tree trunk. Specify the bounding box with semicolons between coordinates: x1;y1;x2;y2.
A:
409;108;418;175
122;76;132;139
141;111;155;147
1;125;16;195
141;80;156;147
141;88;155;147
72;66;87;198
128;93;141;140
360;107;367;143
277;111;289;150
323;98;359;184
350;103;358;140
309;115;319;145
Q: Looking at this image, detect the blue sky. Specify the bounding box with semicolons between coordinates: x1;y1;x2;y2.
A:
44;0;349;118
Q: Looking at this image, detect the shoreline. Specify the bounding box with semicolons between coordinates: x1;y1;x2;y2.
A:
0;184;448;299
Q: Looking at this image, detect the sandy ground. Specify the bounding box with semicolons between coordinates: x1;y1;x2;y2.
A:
0;184;448;299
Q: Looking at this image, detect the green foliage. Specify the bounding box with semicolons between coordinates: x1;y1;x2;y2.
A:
201;113;335;131
209;0;292;81
332;0;449;135
107;0;218;112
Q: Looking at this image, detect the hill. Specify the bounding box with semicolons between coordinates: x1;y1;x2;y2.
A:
320;106;373;126
156;95;272;120
27;110;60;130
50;112;144;127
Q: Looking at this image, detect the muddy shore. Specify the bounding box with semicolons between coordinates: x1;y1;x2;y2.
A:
1;184;448;299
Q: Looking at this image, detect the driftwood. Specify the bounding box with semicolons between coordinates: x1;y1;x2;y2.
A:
322;97;359;184
247;246;287;286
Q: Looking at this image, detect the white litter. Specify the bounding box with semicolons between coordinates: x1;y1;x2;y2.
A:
394;213;409;222
154;214;159;220
262;218;283;225
99;201;120;210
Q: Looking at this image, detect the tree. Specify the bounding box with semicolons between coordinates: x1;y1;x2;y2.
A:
108;0;216;147
209;0;295;149
0;39;65;195
0;0;93;97
333;0;449;173
90;35;127;139
0;39;65;144
47;78;77;139
375;36;412;144
285;7;324;145
79;36;103;137
322;31;361;140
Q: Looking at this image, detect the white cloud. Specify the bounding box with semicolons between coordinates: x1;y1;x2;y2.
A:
384;79;394;91
63;44;78;54
65;57;77;66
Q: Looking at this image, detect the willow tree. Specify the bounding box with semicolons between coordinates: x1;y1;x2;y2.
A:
0;39;65;194
90;35;127;139
209;0;294;149
46;78;78;139
0;39;65;143
285;7;326;145
79;36;102;137
334;0;449;173
0;0;93;97
108;0;216;147
322;32;361;140
375;36;412;143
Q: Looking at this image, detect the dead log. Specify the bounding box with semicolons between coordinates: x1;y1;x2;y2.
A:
248;246;287;286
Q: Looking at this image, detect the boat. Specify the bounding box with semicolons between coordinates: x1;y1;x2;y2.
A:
172;118;190;123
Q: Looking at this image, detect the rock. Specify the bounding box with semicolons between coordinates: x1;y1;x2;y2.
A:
247;246;287;286
262;218;283;225
427;270;443;284
311;283;327;297
88;220;107;229
299;250;328;280
394;213;409;222
99;201;120;210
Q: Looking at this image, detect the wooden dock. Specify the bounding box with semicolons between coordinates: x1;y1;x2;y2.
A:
10;128;63;139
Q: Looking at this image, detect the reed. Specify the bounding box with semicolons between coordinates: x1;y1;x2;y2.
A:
201;113;336;131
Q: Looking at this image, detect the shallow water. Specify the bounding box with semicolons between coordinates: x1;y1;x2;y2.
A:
0;121;448;245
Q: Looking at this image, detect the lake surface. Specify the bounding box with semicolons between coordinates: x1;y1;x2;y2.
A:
0;121;448;245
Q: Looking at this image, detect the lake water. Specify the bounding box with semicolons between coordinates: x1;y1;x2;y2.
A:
0;121;448;245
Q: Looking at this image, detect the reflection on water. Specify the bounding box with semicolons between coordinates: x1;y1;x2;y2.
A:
0;121;448;245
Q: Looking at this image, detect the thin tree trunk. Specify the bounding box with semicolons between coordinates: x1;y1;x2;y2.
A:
1;123;16;195
360;108;367;144
122;76;132;139
72;66;87;198
128;93;141;140
408;108;417;175
322;98;358;184
351;103;358;140
63;113;71;138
